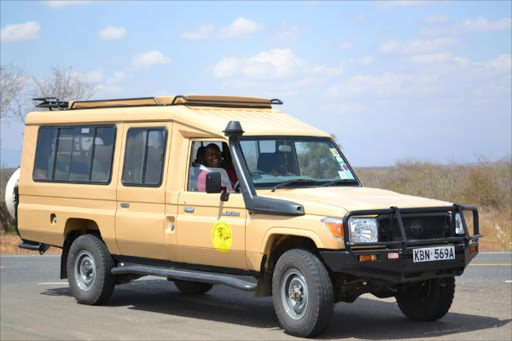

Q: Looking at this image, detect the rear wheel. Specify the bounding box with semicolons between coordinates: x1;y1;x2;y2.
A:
396;277;455;321
272;249;334;337
67;234;115;305
174;280;213;295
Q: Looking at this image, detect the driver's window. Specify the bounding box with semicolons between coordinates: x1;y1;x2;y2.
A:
187;141;237;192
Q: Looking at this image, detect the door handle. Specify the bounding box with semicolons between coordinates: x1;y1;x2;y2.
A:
120;202;130;208
184;207;195;213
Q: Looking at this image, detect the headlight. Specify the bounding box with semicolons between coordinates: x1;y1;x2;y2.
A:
348;217;378;243
321;217;344;241
455;213;465;235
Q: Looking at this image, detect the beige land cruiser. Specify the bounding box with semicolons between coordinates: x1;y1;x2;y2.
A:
5;95;482;337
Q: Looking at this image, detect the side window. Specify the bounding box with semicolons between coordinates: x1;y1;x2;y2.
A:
187;141;236;192
33;126;115;183
33;128;58;180
121;128;166;186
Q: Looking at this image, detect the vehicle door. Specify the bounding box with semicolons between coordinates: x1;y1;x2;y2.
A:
176;140;248;270
115;123;170;260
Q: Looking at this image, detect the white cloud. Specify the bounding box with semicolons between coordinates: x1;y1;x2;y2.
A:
312;62;344;76
214;49;303;78
340;41;353;49
272;21;306;42
483;54;512;73
374;1;429;9
458;17;512;33
380;38;457;54
218;17;263;39
130;50;171;70
421;15;450;24
44;1;90;8
180;24;214;40
98;26;127;40
95;84;124;96
379;40;400;53
420;16;512;36
180;17;263;40
213;48;342;80
354;15;366;23
85;68;104;83
328;72;413;98
361;56;375;65
409;53;453;64
107;71;126;84
1;21;40;43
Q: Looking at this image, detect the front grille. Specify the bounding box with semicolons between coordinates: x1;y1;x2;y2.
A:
377;213;451;242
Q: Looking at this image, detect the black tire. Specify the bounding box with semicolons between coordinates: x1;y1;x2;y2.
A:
396;277;455;321
272;249;334;338
67;234;115;305
174;280;214;295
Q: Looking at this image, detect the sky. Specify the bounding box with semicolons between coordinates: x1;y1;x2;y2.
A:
1;0;511;168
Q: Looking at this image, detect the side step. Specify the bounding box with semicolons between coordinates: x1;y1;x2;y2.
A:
111;264;257;292
18;241;50;255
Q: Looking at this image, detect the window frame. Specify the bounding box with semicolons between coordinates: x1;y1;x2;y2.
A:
239;135;361;189
32;125;117;185
121;127;168;188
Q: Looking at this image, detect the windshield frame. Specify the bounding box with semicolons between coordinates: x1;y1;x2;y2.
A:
239;135;361;190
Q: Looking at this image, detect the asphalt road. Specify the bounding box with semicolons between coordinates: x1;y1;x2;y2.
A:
1;252;510;340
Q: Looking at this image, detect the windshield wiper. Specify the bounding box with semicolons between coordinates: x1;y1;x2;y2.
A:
271;179;316;192
321;179;359;187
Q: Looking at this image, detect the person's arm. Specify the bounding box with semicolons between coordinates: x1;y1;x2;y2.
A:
197;170;207;192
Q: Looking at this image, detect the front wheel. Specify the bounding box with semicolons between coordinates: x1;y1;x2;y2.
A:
67;234;115;305
272;249;334;337
396;277;455;321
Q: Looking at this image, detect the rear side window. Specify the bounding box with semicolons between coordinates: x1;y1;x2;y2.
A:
121;128;166;186
33;126;116;184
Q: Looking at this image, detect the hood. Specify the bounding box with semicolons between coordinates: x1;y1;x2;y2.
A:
257;186;451;216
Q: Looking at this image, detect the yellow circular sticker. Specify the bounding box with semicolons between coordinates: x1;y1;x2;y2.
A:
211;220;232;253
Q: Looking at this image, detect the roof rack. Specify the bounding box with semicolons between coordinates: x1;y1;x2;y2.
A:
69;97;160;109
48;95;283;110
33;97;69;110
170;95;283;107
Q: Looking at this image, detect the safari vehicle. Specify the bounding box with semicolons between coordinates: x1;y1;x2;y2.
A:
5;95;482;337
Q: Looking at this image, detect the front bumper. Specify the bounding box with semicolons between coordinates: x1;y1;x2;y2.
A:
320;204;482;283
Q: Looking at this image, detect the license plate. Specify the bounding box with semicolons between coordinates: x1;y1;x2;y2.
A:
413;245;455;263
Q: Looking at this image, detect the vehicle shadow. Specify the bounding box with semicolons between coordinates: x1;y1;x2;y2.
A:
41;278;511;339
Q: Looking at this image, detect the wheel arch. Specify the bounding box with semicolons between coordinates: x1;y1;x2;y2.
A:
254;231;320;297
60;218;104;279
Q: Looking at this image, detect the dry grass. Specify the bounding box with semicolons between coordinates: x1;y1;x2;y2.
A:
356;156;512;251
0;235;61;254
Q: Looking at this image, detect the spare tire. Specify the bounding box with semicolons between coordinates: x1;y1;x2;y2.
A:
5;168;20;219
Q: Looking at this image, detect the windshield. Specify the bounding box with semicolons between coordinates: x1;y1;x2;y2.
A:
240;137;359;189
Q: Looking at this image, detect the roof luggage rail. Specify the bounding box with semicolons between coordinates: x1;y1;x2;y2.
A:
33;97;69;110
171;95;283;107
69;97;161;109
37;94;283;110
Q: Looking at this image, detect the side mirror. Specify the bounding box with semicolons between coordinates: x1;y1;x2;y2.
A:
206;172;222;193
206;172;229;201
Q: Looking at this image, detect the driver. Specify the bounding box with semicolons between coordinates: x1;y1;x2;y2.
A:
268;152;295;176
197;143;237;191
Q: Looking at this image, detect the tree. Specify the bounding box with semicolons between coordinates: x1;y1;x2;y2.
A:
0;62;28;123
0;64;96;125
32;66;95;105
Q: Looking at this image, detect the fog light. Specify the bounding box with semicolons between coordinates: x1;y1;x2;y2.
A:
359;254;377;262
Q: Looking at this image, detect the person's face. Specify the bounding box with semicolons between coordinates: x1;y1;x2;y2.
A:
204;146;222;167
277;153;288;172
